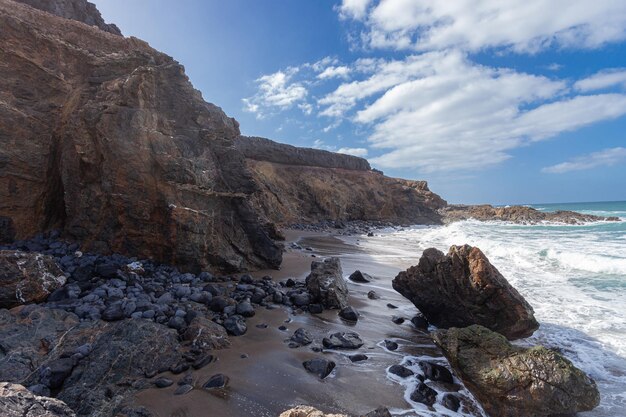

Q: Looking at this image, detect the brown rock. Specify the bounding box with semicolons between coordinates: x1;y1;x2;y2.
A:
392;245;538;340
278;406;348;417
432;325;601;417
306;257;348;309
236;137;446;226
0;0;281;273
182;317;230;350
0;382;76;417
0;251;66;308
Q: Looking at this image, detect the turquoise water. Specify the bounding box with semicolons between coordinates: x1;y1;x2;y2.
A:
361;201;626;416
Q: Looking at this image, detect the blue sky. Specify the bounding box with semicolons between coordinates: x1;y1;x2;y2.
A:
92;0;626;205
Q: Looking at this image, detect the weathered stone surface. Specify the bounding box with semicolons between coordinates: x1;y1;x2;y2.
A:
432;325;601;417
0;305;185;416
306;258;348;309
441;204;619;224
0;0;281;273
182;317;230;350
13;0;121;35
393;245;538;340
279;406;348;417
0;251;66;308
302;358;335;379
238;137;447;226
0;382;76;417
322;332;364;350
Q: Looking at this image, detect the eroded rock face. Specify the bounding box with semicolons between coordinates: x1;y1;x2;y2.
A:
441;204;620;224
0;382;76;417
432;325;600;417
13;0;121;35
237;137;447;226
0;0;281;272
393;245;538;340
306;258;348;309
0;250;66;308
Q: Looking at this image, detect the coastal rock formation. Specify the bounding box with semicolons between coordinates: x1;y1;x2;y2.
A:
432;325;601;417
441;204;620;224
13;0;121;35
0;0;281;273
306;258;348;309
392;245;538;340
236;136;447;226
0;251;66;308
279;406;348;417
0;382;76;417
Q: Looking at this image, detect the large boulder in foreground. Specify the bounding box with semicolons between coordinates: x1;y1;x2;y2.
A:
0;0;281;273
432;325;600;417
0;382;76;417
306;258;348;309
0;251;66;308
392;245;538;339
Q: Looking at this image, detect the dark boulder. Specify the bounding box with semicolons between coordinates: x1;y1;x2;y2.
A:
338;306;359;322
349;354;368;362
203;374;229;389
289;328;313;347
409;382;437;406
154;378;173;388
302;358;335;379
306;258;348;309
432;325;601;417
393;245;539;340
410;313;429;331
442;394;460;412
223;315;247;336
418;361;453;384
383;340;398;351
322;332;364;350
348;270;372;283
183;317;230;350
388;364;413;378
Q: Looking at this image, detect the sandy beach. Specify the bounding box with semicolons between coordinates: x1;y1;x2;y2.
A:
135;230;480;417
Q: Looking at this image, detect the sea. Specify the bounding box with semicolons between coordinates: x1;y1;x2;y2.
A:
349;201;626;416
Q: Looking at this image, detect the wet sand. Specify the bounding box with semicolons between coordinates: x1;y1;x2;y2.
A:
135;230;447;417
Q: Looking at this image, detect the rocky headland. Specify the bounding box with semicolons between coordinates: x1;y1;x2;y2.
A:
441;204;620;224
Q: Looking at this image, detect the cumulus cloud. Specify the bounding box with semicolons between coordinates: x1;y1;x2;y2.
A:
542;147;626;173
318;66;351;79
243;69;308;117
574;68;626;92
342;0;626;52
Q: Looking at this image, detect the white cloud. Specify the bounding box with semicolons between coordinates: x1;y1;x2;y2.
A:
338;0;372;20
575;68;626;92
340;0;626;52
317;66;351;80
337;147;369;157
542;147;626;173
243;69;309;117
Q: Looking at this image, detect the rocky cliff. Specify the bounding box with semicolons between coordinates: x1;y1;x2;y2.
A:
13;0;122;35
236;136;447;225
441;204;619;224
0;0;281;272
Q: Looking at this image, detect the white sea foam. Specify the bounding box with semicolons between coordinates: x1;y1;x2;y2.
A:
357;216;626;416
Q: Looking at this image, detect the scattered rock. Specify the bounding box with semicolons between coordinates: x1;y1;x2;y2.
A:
383;340;398;351
302;359;336;379
154;378;173;388
410;313;429;331
183;317;231;350
338;306;359;322
391;316;404;325
442;393;460;412
393;245;539;340
290;328;313;347
432;325;601;416
203;374;229;389
361;407;392;417
386;303;397;309
348;270;372;283
349;354;368;362
388;365;413;378
173;384;193;396
418;361;453;383
322;332;364;350
306;258;348;309
367;290;380;300
410;382;437;406
223;315;247;336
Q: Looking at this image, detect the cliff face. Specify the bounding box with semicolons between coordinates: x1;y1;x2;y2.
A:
236;137;447;225
13;0;122;35
0;0;281;272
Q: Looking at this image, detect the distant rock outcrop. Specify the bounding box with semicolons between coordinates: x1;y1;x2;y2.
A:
441;204;620;224
13;0;122;35
0;0;281;272
432;325;600;417
236;137;447;226
393;245;538;340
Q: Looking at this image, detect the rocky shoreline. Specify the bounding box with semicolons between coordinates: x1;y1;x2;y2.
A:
441;204;620;224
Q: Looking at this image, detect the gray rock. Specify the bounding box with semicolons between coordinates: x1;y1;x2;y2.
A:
223;315;247;336
0;382;76;417
305;258;348;309
322;332;364;350
302;358;335;379
338;306;359;322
